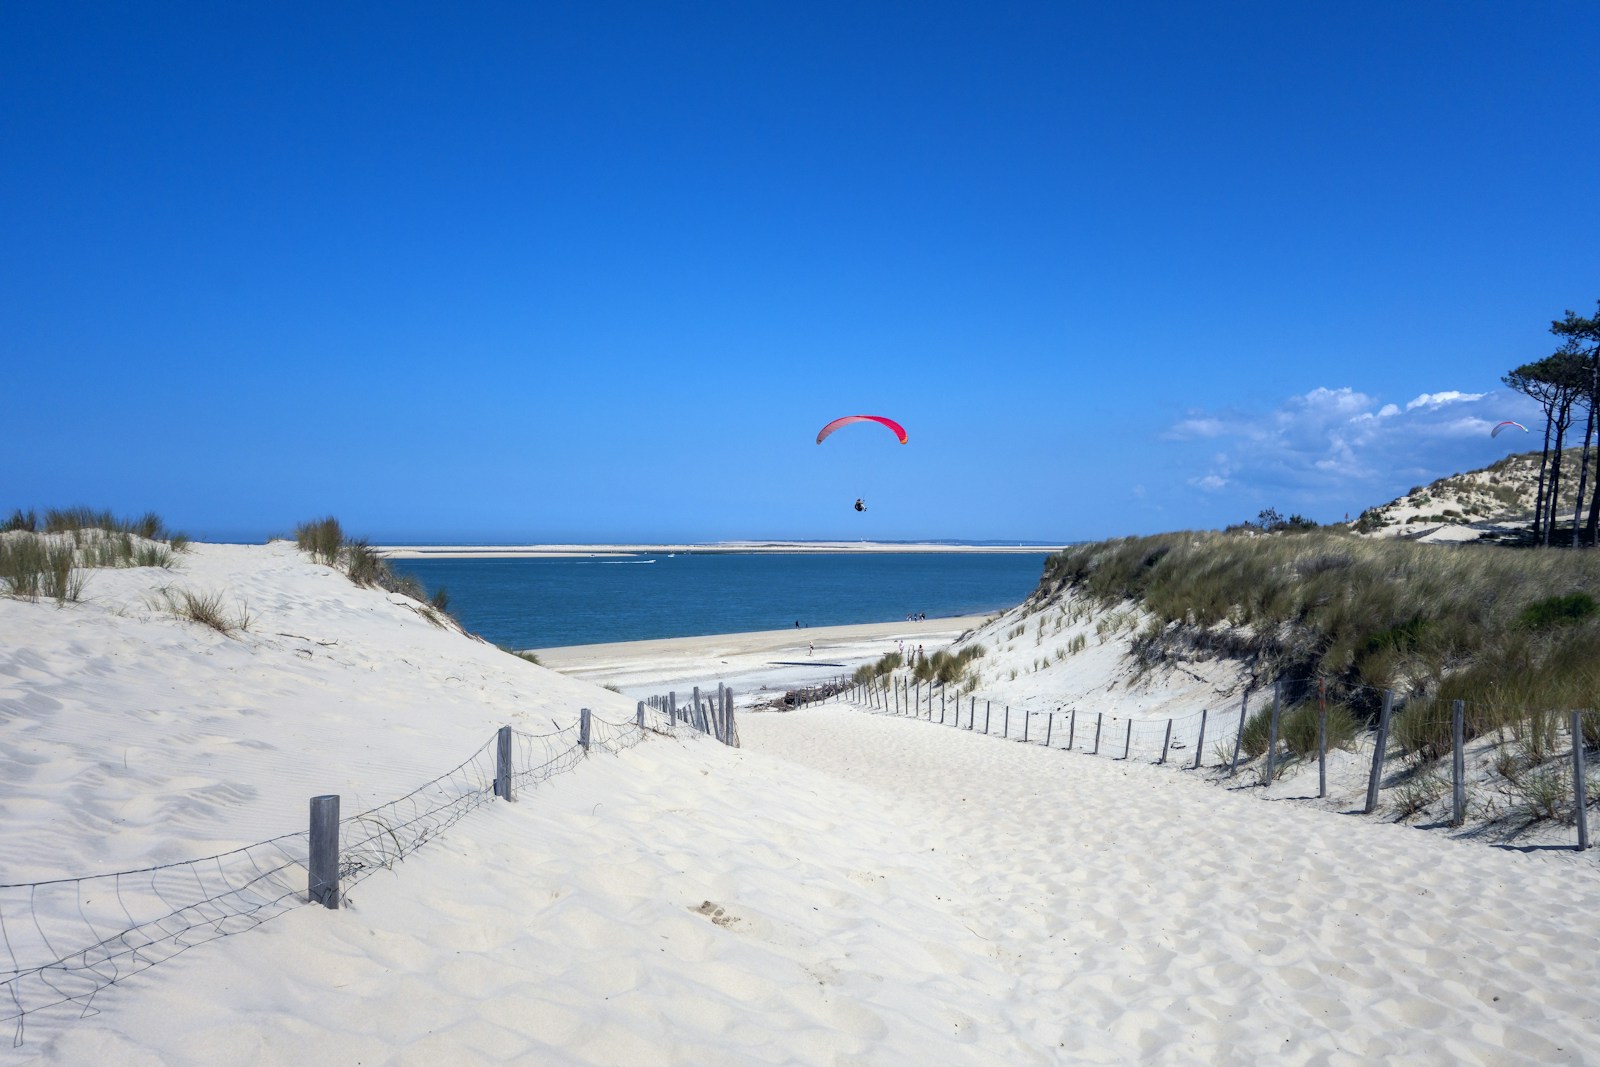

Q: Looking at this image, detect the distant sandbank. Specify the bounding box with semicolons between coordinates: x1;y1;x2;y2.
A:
378;541;1066;559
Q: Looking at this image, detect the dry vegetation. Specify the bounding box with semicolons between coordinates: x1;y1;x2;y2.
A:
1039;528;1600;765
0;507;188;603
294;516;455;627
1353;447;1585;537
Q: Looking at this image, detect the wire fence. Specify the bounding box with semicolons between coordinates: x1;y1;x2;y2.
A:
1;691;737;1047
839;670;1600;852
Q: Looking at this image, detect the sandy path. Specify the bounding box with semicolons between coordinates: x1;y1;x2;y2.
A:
19;694;1600;1064
739;704;1600;1065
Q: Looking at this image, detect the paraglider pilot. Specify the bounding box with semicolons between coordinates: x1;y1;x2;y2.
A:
854;498;866;512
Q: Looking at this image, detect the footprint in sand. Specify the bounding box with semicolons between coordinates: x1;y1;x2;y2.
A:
693;900;741;928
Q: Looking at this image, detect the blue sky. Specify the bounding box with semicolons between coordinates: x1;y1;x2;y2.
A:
4;2;1596;543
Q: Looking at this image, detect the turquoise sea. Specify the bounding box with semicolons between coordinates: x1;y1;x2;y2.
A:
388;551;1053;650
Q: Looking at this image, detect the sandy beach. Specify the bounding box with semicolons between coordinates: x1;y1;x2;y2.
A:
532;615;990;700
6;537;1600;1064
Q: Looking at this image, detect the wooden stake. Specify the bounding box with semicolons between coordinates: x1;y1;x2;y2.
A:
1574;710;1590;852
1364;690;1394;814
1230;691;1249;777
494;725;515;802
1450;699;1466;827
1265;682;1282;785
309;794;340;910
1317;678;1328;799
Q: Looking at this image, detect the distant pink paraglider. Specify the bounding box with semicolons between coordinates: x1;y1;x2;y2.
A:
815;415;908;445
1491;420;1529;438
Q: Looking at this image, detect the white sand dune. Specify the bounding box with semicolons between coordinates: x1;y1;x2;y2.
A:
6;540;1600;1063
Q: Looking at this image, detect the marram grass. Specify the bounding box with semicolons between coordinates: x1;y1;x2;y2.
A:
1042;529;1600;754
1;509;184;603
292;517;449;617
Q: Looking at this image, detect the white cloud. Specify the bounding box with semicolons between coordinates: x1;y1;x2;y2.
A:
1405;390;1485;411
1166;416;1230;440
1164;385;1543;516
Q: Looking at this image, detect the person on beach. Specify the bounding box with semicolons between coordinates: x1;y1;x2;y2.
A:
808;642;814;656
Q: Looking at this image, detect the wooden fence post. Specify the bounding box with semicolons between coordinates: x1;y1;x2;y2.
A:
580;708;592;752
1230;690;1249;777
1450;699;1466;827
969;696;976;730
1317;678;1328;799
1364;690;1394;814
1159;719;1172;764
1265;682;1282;785
1022;710;1029;743
636;701;646;730
1003;705;1010;738
984;701;991;733
1093;712;1102;754
1574;710;1589;852
940;687;946;724
1068;708;1076;750
1194;708;1208;770
494;725;515;802
309;794;340;910
1045;713;1053;747
1123;718;1133;759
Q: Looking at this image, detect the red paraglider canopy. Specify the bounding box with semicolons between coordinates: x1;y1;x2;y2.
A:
815;415;908;445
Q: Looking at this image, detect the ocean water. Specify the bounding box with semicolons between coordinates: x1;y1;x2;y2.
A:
388;551;1052;649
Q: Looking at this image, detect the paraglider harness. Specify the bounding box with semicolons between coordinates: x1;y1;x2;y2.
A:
854;498;866;512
